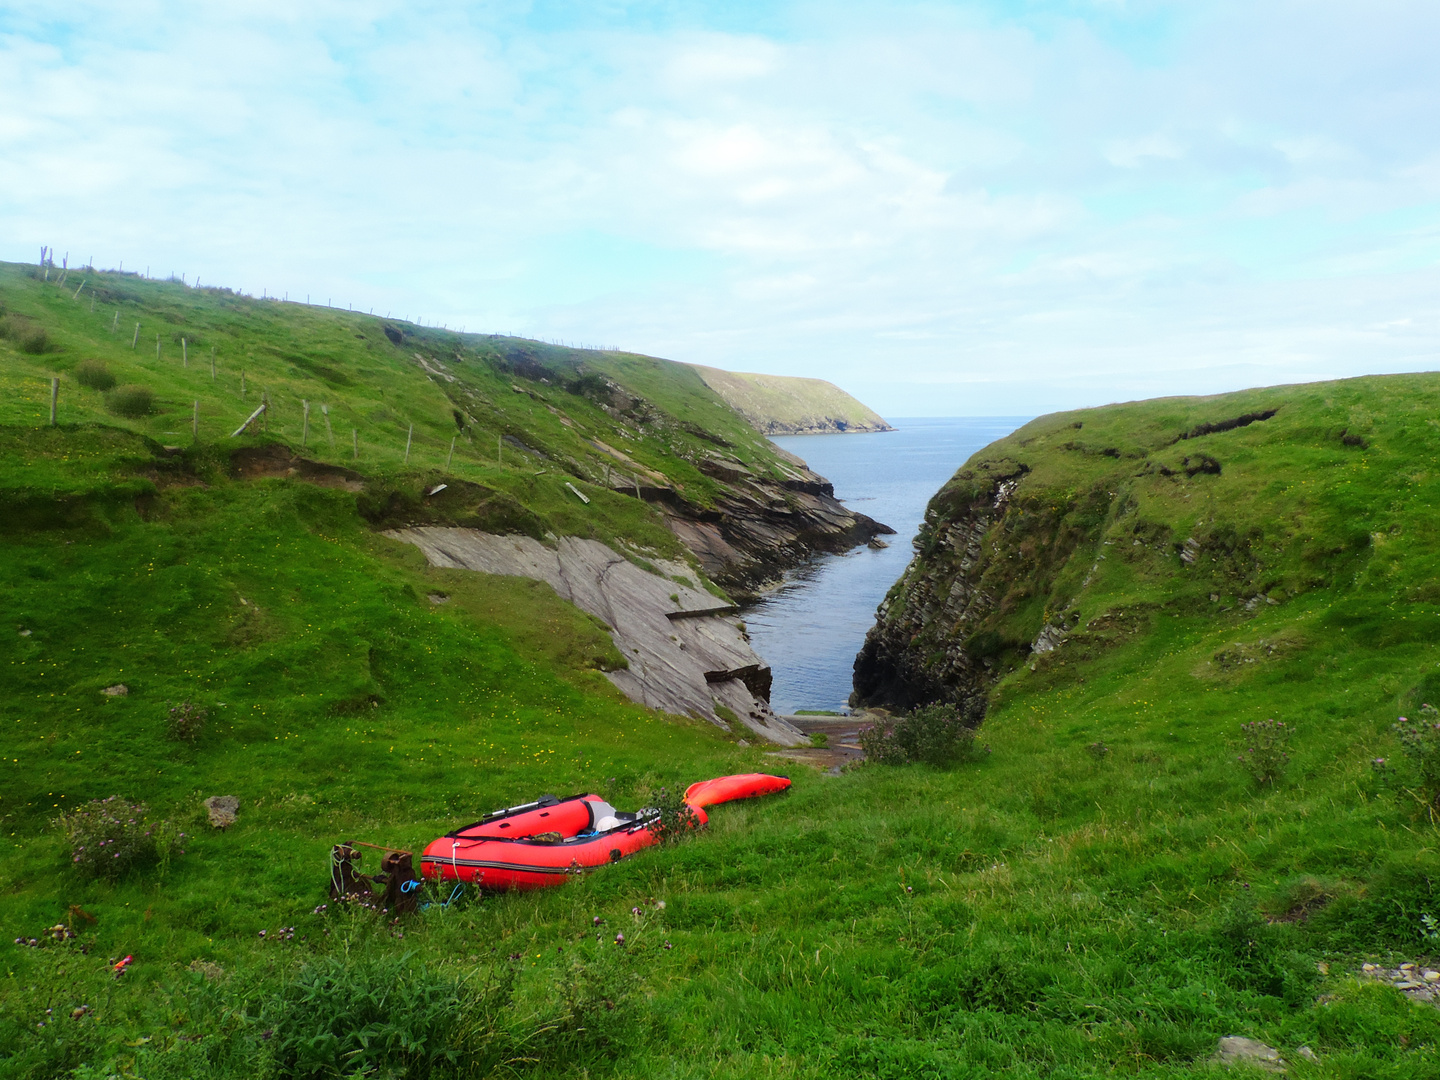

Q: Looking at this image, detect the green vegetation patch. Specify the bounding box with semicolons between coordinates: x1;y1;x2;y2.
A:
4;262;1440;1076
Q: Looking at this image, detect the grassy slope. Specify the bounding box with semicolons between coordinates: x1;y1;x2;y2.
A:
689;365;892;433
0;262;796;559
2;260;1439;1077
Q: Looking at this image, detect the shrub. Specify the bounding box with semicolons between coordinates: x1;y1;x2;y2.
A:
17;325;49;354
56;797;183;880
107;384;154;418
74;360;116;391
264;954;465;1079
1234;718;1293;787
1379;703;1440;808
167;701;208;741
646;785;700;845
859;703;987;767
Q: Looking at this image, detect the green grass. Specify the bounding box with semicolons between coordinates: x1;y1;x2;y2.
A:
3;260;1440;1077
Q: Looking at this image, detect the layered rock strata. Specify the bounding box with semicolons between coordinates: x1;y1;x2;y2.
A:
634;448;893;600
386;527;808;746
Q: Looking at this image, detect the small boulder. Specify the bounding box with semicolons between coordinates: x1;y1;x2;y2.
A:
205;795;240;829
1211;1036;1285;1073
101;684;128;697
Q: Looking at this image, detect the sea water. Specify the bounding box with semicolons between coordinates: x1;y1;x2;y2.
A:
745;416;1029;715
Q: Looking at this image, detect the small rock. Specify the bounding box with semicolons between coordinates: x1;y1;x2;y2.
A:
204;795;240;829
1401;962;1417;971
1362;963;1378;972
101;684;128;697
1423;970;1440;982
19;629;31;637
1316;962;1329;975
1211;1036;1285;1073
427;593;450;604
1295;1046;1318;1062
736;739;750;748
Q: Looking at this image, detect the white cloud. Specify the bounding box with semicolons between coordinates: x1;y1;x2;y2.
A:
1;1;1438;415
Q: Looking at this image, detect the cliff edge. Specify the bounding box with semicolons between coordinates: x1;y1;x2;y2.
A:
852;374;1440;721
689;365;893;436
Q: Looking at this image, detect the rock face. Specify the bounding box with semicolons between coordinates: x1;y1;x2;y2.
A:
385;527;808;746
689;364;894;435
652;446;893;600
852;457;1028;719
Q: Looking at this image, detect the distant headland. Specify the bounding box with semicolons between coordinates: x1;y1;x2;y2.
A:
689;364;894;436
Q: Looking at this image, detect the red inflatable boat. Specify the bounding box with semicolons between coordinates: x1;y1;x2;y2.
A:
420;773;790;891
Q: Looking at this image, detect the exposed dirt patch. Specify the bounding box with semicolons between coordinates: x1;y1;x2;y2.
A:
229;444;365;491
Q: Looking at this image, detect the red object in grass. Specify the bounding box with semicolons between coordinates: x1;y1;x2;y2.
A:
683;772;792;809
420;774;790;892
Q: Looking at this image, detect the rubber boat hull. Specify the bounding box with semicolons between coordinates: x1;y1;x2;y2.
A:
420;773;790;891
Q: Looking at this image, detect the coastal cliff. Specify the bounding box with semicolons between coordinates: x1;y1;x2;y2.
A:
853;375;1437;718
689;364;893;436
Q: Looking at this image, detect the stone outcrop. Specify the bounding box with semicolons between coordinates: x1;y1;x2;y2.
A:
385;527;808;746
633;448;893;600
851;462;1024;718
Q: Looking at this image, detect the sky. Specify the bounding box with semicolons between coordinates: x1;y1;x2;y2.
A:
2;1;1438;417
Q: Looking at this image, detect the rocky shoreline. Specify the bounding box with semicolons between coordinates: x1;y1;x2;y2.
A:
650;445;893;602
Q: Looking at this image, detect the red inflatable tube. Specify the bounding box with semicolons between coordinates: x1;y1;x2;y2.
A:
420;774;789;892
684;772;792;809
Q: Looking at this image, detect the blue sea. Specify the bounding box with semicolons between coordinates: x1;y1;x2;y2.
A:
744;417;1029;715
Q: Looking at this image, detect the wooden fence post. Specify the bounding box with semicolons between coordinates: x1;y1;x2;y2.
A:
182;338;188;368
50;378;58;426
302;400;310;447
447;435;456;468
192;400;199;440
241;370;246;399
322;403;333;446
210;347;216;381
404;424;413;464
131;323;140;349
352;428;358;460
156;334;161;361
230;401;267;437
262;391;269;433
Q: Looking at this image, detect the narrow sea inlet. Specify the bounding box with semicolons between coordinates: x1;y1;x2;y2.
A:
745;416;1029;715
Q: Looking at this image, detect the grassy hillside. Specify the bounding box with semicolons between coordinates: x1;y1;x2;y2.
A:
3;260;1440;1079
689;364;892;435
0;262;807;565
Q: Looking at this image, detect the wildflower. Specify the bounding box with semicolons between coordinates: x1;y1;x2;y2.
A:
592;916;603;926
663;941;673;950
631;906;642;916
615;932;624;945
